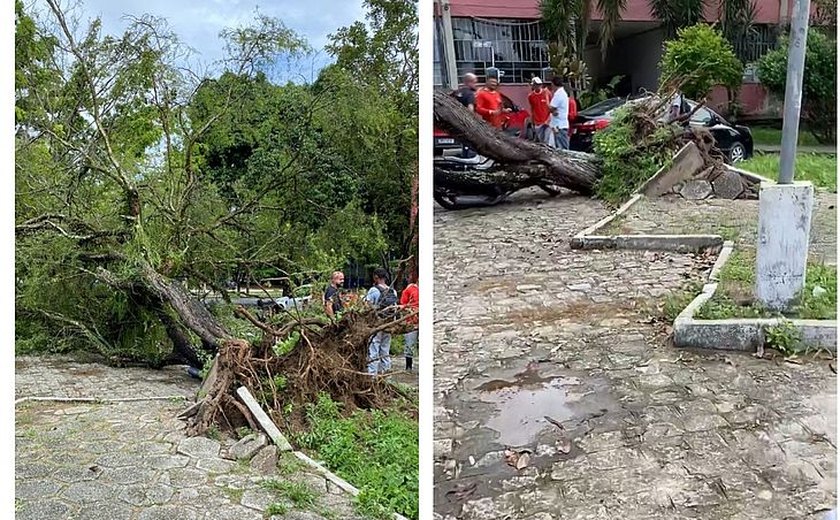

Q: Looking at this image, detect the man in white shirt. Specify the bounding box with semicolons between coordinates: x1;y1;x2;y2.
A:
549;76;570;150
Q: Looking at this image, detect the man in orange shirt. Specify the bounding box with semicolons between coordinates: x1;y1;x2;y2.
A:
399;274;419;371
527;77;552;144
475;77;511;129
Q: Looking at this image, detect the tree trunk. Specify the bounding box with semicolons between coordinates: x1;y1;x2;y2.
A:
433;90;602;194
138;260;232;349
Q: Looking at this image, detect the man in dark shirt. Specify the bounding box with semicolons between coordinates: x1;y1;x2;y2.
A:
455;72;478;111
324;271;345;318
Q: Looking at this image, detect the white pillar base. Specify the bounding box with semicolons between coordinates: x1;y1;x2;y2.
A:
755;181;814;311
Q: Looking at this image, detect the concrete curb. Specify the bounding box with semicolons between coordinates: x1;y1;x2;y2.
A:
673;243;837;353
569;155;771;254
571;234;723;253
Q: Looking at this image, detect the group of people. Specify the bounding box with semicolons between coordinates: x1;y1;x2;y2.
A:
323;269;419;374
454;72;578;150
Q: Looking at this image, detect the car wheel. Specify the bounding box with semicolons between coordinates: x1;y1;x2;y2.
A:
728;142;746;163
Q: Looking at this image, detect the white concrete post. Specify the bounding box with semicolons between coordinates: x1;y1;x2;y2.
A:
755;181;814;310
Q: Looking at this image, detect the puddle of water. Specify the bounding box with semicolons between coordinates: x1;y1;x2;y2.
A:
475;363;582;447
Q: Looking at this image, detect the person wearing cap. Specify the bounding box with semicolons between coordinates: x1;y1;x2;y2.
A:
527;77;552;145
475;75;511;129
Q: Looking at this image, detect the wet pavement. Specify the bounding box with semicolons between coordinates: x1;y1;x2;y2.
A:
433;189;836;519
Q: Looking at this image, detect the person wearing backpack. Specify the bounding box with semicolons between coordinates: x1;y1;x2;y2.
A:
399;274;419;371
365;267;397;374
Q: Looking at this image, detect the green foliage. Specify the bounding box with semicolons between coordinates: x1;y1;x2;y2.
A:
593;107;677;205
273;331;301;357
262;480;318;509
798;263;837;320
296;394;418;520
662;280;704;322
696;250;837;320
756;29;837;145
15;0;415;364
660;24;743;100
765;320;802;356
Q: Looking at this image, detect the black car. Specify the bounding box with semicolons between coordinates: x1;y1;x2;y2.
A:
570;96;754;164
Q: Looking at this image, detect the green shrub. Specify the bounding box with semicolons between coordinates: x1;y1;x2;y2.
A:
296;394;418;520
757;29;836;145
659;24;743;100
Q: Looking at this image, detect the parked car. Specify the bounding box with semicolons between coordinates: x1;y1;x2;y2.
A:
257;284;313;312
434;90;534;156
570;96;754;163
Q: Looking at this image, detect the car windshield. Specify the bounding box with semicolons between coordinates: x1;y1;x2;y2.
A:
579;97;627;117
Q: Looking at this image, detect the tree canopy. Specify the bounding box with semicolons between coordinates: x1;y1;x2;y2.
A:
15;0;418;364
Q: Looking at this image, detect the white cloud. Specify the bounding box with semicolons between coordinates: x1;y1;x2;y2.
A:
37;0;365;67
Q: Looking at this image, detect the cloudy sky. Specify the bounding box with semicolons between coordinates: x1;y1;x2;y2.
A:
47;0;366;77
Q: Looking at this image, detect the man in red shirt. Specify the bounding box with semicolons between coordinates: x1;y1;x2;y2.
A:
527;77;552;144
399;275;419;371
475;77;510;129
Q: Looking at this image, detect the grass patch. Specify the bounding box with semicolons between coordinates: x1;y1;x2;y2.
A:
739;153;836;191
749;127;824;147
662;280;705;322
262;480;318;509
296;394;418;520
223;486;245;502
696;249;837;320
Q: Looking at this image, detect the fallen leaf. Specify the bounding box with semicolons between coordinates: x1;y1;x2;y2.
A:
445;482;477;502
515;452;530;470
544;415;565;430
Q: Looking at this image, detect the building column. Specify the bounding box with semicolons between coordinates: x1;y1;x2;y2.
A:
436;0;459;90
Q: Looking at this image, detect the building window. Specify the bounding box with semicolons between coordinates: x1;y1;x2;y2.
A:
451;17;549;84
729;24;780;67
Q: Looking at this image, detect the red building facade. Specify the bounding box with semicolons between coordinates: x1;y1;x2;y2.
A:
434;0;794;117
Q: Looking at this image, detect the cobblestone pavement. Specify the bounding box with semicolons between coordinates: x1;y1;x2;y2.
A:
605;192;837;263
433;189;836;519
15;357;364;520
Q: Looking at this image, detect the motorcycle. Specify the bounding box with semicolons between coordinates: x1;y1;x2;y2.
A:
433;152;563;210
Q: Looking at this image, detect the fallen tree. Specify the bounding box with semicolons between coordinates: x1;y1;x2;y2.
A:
186;306;417;436
433;90;602;194
16;0;419;440
433;88;756;207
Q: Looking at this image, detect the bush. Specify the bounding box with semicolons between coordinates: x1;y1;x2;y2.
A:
296;394;418;520
659;24;743;100
757;29;836;145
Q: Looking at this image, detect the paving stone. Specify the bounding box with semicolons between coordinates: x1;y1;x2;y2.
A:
250;445;278;475
197;457;236;473
15;499;72;520
137;505;201;520
60;481;116;503
166;467;209;488
203;504;263;520
119;482;175;506
240;487;275;511
228;433;268;460
15;479;62;499
76;502;134;520
177;436;222;459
